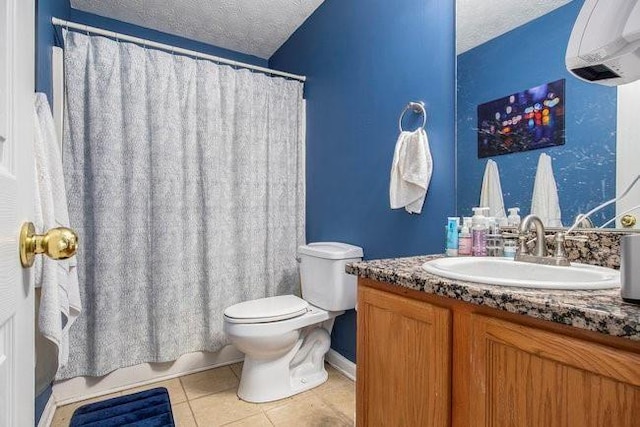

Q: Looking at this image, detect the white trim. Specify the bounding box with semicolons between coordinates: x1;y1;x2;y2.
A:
51;17;306;82
37;394;56;427
53;346;243;406
616;80;640;229
325;349;356;381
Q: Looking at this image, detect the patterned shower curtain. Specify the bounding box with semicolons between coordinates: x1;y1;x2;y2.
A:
58;31;305;379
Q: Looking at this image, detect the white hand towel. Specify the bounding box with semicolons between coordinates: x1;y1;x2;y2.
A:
34;93;81;389
479;159;506;220
531;153;563;227
389;128;433;214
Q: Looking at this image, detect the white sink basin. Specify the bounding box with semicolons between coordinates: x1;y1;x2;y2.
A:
422;257;620;290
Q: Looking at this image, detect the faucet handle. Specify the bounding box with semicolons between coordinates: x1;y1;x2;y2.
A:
564;235;589;243
553;232;568;259
501;232;520;238
548;232;572;266
553;232;588;260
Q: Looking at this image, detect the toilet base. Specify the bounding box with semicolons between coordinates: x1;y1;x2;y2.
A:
237;326;331;403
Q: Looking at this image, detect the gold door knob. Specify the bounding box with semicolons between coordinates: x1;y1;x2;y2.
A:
19;222;79;268
621;214;637;228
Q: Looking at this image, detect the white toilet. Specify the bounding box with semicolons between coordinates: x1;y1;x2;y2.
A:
223;242;363;403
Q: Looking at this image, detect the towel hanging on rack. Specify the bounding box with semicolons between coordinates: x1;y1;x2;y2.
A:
479;159;507;220
531;153;563;227
391;101;432;214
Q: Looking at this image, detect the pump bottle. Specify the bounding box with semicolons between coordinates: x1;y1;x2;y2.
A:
471;207;488;256
507;207;521;227
458;219;472;256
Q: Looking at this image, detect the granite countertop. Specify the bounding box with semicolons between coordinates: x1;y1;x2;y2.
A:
346;255;640;341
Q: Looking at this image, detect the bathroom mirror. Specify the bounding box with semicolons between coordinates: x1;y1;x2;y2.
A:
455;0;639;229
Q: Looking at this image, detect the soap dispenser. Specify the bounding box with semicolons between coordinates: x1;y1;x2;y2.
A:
471;207;488;257
507;207;521;227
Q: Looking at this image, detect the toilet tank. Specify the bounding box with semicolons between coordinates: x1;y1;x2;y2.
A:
297;242;364;311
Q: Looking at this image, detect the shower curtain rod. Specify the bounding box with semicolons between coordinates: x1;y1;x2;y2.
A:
51;17;307;82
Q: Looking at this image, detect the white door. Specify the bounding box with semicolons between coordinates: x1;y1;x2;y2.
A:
0;0;35;426
616;80;640;230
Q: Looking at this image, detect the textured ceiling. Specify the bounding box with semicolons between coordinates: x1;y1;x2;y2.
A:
457;0;573;54
69;0;325;59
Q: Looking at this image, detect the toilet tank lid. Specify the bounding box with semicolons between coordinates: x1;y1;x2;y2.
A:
297;242;364;260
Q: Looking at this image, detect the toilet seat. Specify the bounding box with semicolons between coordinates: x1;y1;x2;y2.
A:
224;295;309;324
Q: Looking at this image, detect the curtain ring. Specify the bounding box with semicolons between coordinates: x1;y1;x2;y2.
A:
84;24;90;36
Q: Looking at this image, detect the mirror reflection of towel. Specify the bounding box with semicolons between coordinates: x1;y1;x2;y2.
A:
479;159;506;220
389;128;433;214
531;153;563;227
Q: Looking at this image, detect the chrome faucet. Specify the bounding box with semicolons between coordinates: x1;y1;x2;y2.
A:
517;215;548;257
515;214;572;266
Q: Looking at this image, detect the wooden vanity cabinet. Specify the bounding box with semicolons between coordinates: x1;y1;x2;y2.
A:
356;285;452;427
357;279;640;427
467;314;640;427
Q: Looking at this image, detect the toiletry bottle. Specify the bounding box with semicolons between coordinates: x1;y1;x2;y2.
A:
507;207;521;227
458;220;472;256
446;217;460;256
503;238;517;258
471;207;488;257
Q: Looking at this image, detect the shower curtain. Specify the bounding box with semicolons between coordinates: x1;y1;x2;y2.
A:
58;31;305;379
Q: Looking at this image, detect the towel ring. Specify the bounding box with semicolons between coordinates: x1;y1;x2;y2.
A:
398;101;426;132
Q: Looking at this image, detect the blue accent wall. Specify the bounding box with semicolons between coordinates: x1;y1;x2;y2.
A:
270;0;456;362
36;0;70;103
36;0;267;103
457;0;617;226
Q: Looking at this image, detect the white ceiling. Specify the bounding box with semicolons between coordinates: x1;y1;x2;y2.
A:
70;0;325;59
456;0;573;54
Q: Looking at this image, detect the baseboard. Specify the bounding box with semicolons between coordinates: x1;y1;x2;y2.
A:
53;345;244;406
37;394;56;427
326;349;356;381
52;346;354;407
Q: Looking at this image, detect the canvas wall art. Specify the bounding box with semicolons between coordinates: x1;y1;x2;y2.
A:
477;79;565;158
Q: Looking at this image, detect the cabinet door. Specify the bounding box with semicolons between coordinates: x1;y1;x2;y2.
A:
357;286;451;427
468;315;640;427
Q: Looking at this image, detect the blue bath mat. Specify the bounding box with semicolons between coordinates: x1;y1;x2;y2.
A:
69;387;175;426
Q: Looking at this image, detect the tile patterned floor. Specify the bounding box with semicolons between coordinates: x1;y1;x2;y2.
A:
51;362;355;427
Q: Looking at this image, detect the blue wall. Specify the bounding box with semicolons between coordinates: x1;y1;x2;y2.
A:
457;0;617;226
36;0;70;103
270;0;456;362
36;0;267;103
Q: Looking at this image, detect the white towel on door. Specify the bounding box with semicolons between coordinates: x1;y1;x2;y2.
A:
531;153;563;227
479;159;506;220
33;93;81;386
389;128;433;214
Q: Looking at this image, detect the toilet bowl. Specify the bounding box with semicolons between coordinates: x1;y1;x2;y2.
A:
223;242;363;403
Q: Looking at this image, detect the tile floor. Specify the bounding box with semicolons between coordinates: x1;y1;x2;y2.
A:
51;362;355;426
